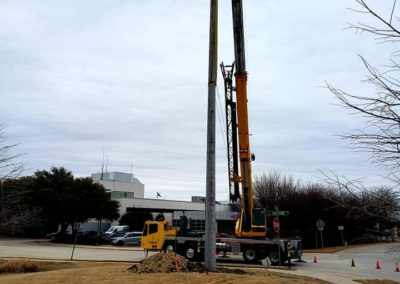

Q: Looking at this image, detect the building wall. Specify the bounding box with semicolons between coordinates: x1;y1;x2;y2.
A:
127;197;230;212
91;172;145;215
90;171;236;234
97;179;144;199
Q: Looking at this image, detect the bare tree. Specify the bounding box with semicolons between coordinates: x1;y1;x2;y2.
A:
0;123;33;235
254;171;299;209
0;184;42;235
0;123;23;179
327;0;400;172
321;171;399;222
325;1;400;241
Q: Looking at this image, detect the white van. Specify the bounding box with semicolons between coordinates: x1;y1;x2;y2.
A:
104;225;129;235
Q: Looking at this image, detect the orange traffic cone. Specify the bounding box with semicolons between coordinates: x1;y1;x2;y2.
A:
313;256;317;263
351;259;355;267
395;263;400;272
376;260;381;269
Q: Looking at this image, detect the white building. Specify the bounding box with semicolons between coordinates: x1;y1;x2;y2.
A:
91;171;144;216
91;171;238;234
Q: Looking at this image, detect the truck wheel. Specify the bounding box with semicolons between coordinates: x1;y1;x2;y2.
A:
268;250;280;265
185;247;196;260
165;244;175;254
243;248;257;263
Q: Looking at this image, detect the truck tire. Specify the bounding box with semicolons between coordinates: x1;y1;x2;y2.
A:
243;247;258;263
268;250;280;265
164;243;175;254
267;250;287;265
185;246;196;260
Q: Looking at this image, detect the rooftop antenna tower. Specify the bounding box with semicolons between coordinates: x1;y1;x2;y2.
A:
105;156;109;175
101;150;105;180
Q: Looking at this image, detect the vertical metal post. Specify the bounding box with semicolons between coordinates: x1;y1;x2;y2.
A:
71;223;81;260
340;230;344;246
205;0;218;272
277;231;281;267
320;230;324;248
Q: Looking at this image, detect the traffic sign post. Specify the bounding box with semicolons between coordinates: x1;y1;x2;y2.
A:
337;225;345;246
316;219;325;248
273;217;280;233
273;217;281;266
267;209;289;267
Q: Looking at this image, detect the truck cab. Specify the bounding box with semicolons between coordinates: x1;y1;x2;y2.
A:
141;220;178;250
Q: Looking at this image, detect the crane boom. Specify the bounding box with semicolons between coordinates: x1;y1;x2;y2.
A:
222;0;266;238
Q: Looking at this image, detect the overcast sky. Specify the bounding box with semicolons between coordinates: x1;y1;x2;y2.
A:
0;1;396;201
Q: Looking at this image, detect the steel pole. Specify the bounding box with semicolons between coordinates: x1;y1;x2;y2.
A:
205;0;218;272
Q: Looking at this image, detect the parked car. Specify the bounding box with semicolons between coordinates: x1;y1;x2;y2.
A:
112;231;142;246
104;225;129;236
101;230;127;243
47;230;106;245
47;230;76;243
349;233;380;245
78;231;106;245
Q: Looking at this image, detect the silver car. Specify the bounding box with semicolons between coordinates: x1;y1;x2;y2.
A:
112;231;142;246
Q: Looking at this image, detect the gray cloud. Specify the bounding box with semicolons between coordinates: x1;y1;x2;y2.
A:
0;0;393;200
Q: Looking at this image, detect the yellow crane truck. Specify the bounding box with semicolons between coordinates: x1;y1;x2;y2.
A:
141;217;301;264
141;0;302;264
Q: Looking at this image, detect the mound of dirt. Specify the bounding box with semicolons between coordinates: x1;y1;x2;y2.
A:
129;252;204;273
129;252;251;275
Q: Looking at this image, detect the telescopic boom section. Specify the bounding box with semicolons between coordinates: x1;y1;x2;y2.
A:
231;0;254;236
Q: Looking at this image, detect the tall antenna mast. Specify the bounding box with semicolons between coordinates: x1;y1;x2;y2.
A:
105;156;109;174
101;150;105;180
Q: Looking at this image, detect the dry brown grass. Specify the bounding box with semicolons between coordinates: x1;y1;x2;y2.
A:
0;259;39;274
0;260;396;284
0;261;330;284
354;280;400;284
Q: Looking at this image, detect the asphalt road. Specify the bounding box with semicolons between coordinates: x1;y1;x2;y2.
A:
0;238;399;283
0;238;153;262
286;244;400;283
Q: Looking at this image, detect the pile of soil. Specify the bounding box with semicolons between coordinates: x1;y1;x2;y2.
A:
129;252;250;275
129;252;204;273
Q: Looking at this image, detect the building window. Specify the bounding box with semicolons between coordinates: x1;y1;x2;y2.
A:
111;191;134;199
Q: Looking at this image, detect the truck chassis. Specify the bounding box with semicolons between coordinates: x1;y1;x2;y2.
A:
161;235;302;265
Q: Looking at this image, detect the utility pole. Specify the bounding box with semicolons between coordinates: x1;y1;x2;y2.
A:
205;0;218;272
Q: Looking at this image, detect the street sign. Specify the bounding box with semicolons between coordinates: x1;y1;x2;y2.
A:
337;225;344;231
273;217;280;233
316;219;325;231
316;219;325;248
266;210;289;217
